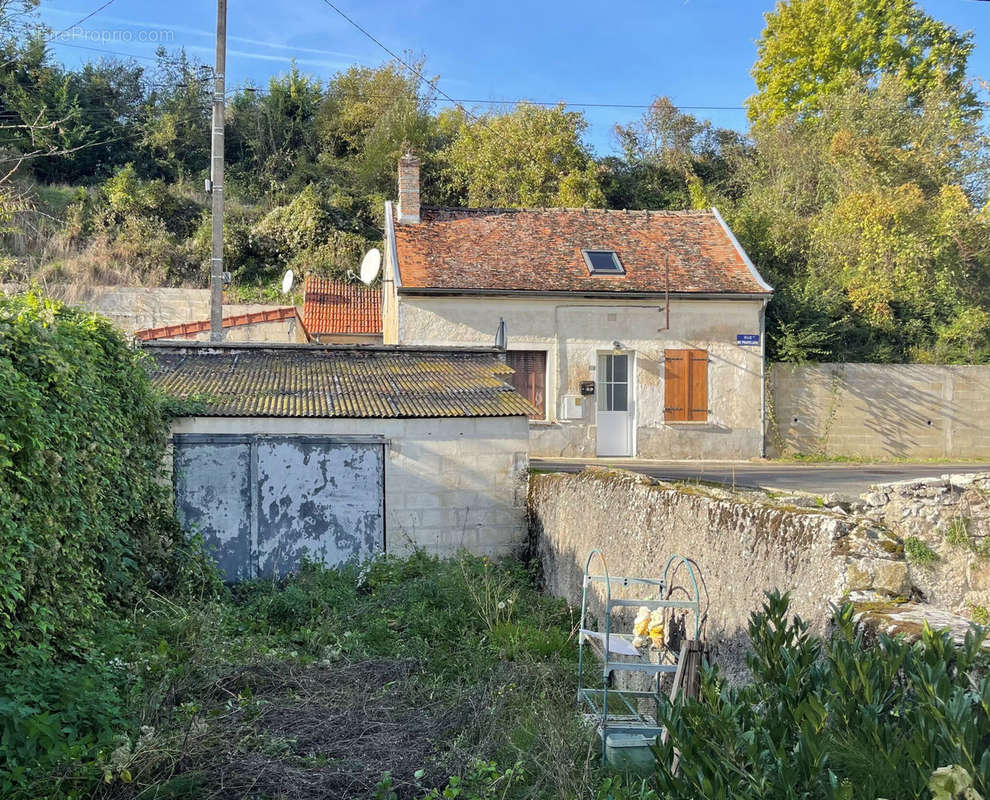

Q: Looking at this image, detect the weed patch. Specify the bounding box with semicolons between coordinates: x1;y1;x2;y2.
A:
904;535;939;566
2;554;595;800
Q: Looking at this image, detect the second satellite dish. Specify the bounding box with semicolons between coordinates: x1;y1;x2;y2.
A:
281;269;294;294
359;248;382;285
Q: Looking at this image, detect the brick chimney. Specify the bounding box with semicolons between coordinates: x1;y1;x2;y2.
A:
397;151;420;225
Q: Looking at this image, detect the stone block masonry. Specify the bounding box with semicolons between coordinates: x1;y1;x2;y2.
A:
530;468;990;680
770;363;990;458
529;469;906;681
853;473;990;616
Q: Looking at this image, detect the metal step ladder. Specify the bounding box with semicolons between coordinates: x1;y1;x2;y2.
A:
577;548;702;768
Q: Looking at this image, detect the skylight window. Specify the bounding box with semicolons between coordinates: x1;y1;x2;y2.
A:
582;250;625;275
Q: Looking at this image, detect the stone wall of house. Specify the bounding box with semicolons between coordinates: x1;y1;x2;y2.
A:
769;363;990;459
529;469;990;679
393;294;766;459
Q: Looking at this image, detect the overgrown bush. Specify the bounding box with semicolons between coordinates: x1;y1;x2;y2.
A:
0;292;200;654
653;592;990;799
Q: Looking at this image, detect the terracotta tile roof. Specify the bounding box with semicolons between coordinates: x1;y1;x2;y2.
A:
144;342;535;419
392;207;771;295
303;277;382;335
135;307;304;341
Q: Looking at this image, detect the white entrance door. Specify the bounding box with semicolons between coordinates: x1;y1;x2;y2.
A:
596;352;634;456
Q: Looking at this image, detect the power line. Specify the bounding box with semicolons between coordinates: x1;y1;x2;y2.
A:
48;38;168;63
0;131;141;164
312;0;687;181
52;0;119;37
0;0;119;71
315;0;503;133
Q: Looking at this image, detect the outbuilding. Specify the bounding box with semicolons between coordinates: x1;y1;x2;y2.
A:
145;341;532;580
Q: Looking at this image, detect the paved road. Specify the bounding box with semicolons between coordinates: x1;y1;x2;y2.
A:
530;458;990;497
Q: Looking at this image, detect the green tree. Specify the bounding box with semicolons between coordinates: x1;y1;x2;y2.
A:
748;0;978;123
608;97;747;210
317;60;438;198
226;64;323;200
730;74;990;363
442;103;604;208
141;49;211;179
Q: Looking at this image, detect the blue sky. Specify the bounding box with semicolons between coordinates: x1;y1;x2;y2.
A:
37;0;990;155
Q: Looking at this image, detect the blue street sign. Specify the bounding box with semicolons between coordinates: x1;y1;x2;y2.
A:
737;334;760;346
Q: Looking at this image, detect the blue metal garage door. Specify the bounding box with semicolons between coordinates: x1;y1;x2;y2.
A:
174;434;385;580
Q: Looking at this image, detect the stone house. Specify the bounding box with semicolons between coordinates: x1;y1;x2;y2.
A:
381;154;773;459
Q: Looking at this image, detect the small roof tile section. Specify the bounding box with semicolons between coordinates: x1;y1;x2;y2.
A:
145;342;534;419
303;277;382;335
393;207;770;294
135;307;303;341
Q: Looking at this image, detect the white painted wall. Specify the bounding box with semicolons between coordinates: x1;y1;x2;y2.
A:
392;295;766;459
169;415;530;557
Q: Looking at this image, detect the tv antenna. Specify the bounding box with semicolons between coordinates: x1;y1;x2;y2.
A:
281;269;294;295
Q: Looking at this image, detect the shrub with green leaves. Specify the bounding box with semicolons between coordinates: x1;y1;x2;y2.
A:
653;592;990;799
0;292;196;654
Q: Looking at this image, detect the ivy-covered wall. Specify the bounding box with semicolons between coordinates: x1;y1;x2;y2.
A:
0;293;189;654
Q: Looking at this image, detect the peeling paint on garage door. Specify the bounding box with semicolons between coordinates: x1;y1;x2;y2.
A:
174;434;385;580
174;436;253;581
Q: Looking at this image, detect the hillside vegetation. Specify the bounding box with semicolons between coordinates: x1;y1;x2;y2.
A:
1;0;989;363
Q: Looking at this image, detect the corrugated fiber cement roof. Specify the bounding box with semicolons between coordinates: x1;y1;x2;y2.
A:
147;344;536;419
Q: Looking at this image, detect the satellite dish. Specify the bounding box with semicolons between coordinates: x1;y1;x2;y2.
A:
281;269;294;294
359;248;382;285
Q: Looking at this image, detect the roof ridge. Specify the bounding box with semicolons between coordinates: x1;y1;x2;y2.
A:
135;306;300;342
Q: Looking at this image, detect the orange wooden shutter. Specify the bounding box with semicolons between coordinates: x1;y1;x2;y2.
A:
665;349;708;422
687;350;709;421
664;350;687;421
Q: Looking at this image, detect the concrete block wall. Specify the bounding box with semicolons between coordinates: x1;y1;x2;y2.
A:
385;417;529;556
169;415;530;559
1;285;292;337
770;363;990;459
186;316;308;343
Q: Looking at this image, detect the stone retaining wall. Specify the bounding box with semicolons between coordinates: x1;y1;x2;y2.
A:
854;473;990;616
530;469;990;679
769;363;990;458
529;469;907;680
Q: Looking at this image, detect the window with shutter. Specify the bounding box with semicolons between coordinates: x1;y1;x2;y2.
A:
505;351;547;419
664;349;708;422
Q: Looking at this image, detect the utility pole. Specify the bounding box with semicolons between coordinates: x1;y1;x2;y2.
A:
209;0;226;341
